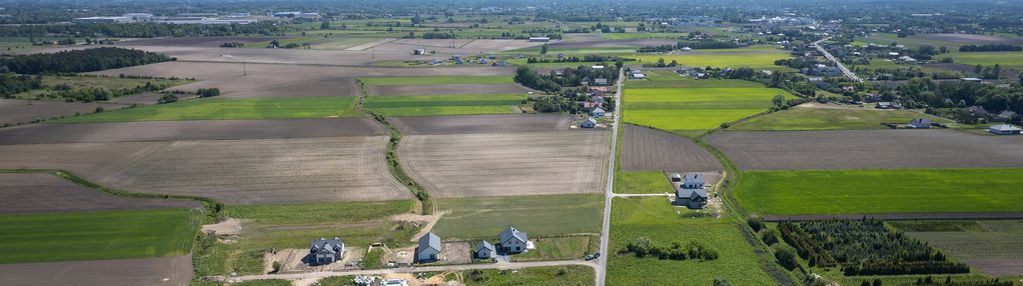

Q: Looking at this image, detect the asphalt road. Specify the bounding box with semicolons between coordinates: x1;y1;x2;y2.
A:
595;68;625;286
813;37;863;83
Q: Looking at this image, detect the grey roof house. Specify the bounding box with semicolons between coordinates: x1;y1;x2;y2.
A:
989;124;1022;135
499;226;528;254
475;240;496;259
676;173;707;209
416;232;442;262
309;237;345;265
994;111;1017;122
910;118;931;129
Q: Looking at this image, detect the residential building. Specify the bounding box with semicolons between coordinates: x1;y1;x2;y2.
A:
994;111;1017;122
681;173;704;189
591;107;606;117
989;124;1022;135
592;78;609;86
499;226;528;253
580;117;597;128
416;232;442;262
676;173;707;209
475;240;496;259
910;118;931;129
528;36;550;42
309;237;345;264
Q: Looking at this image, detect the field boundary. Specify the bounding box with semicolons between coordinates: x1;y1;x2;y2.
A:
763;212;1023;222
355;79;433;215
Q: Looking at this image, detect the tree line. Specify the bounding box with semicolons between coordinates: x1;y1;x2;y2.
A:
0;22;283;38
621;237;719;261
958;44;1022;52
0;47;173;74
0;73;42;97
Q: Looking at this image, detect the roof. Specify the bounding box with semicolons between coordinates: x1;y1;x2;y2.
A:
418;232;442;252
998;111;1017;117
476;240;495;252
592;107;606;113
499;226;528;244
990;124;1022;131
310;237;344;253
678;188;708;199
682;173;704;182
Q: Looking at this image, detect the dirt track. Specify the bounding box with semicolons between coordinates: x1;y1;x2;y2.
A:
0;255;193;286
390;114;574;135
620;124;722;172
0;118;386;144
705;130;1023;170
399;131;610;197
0;173;199;213
0;99;124;126
368;84;531;96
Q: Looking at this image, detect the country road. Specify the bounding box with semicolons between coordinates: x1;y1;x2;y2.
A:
226;260;597;282
595;67;625;286
813;37;863;83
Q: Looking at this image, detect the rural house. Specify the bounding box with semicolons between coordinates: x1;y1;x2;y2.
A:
910;118;931;129
416;232;442;262
591;107;606;118
681;173;704;189
475;240;495;259
581;117;597;128
499;226;528;254
309;237;345;265
989;124;1022;135
592;78;609;86
676;173;707;209
994;111;1017;122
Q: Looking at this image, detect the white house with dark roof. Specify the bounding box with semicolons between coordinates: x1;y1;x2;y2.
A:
309;237;345;264
499;226;528;253
475;240;496;259
676;173;707;209
989;124;1022;135
416;232;442;262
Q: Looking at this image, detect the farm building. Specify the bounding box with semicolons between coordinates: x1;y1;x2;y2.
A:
675;173;707;209
581;117;598;128
499;226;528;254
989;124;1022;135
416;232;442;262
475;240;496;259
529;36;550;42
875;102;902;109
309;237;345;264
629;70;647;79
591;107;607;118
910;118;931;129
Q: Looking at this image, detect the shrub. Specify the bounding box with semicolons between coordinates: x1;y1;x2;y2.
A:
772;245;800;270
157;94;178;104
747;217;765;232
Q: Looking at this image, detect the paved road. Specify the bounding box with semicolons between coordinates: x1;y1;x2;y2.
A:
227;260;597;282
813;37;863;83
595;68;625;286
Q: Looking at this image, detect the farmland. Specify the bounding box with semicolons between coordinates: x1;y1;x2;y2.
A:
390;114;573;135
895;220;1023;276
10;75;191;101
49;96;362;123
607;197;778;285
622;86;794;133
0;208;199;263
398;131;610;198
625;72;764;89
730;106;953;131
0;98;124;126
432;194;603;239
734;169;1023;215
364;93;525;116
0;256;194;286
613;172;675;194
359;76;513;86
944;52;1023;69
619;124;721;172
0;173;198;213
625;50;792;70
367;83;530;96
706;130;1023;170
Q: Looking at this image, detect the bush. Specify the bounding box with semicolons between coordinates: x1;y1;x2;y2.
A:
747;217;766;232
197;88;221;98
773;245;800;270
759;228;779;245
157;94;178;104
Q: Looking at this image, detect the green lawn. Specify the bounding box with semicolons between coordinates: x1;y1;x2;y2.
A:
0;208;198;263
432;194;603;240
607;197;778;286
460;265;595;286
945;52;1023;69
734;169;1023;215
359;76;513;86
614;172;674;194
364;94;524;116
50;96;361;123
510;236;596;262
626;51;791;70
730;107;952;131
622;85;794;133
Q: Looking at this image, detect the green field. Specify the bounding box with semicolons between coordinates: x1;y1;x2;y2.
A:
622;85;793;132
0;208;198;263
223;200;412;225
626;51;791;70
359;76;513;86
432;194;603;239
945;52;1023;69
735;169;1023;215
13;75;191;100
510;236;596;262
50;96;361;123
731;107;952;131
626;71;764;89
364;94;524;116
459;265;595;286
614;172;674;194
607;197;778;285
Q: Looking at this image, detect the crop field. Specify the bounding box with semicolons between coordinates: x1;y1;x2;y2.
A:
896;220;1023;276
614;172;675;194
0;208;198;263
608;197;778;285
399;131;610;198
853;33;966;49
0;141;169;181
619;124;722;172
706;130;1023;170
118;36;286;48
0;173;199;213
0;118;385;144
944;52;1023;69
390;114;574;135
49;96;362;123
730;107;953;131
100;136;409;204
625;71;764;89
0;98;124;126
626;51;791;70
222;200;412;225
549;38;677;49
0;256;193;286
622;86;793;132
432;194;603;239
458;265;595;286
367;83;531;96
734;169;1023;215
359;76;513;86
364;94;525;116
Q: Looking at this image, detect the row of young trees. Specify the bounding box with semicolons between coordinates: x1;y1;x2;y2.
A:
958;44;1023;52
621;237;719;261
0;47;174;74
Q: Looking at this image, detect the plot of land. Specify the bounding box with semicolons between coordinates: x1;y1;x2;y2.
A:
0;141;169;181
549;38;677;49
705;130;1023;170
898;220;1023;277
432;194;603;239
623;86;793;132
734;169;1023;215
0;255;193;286
390;114;574;135
360;75;513;86
945;52;1023;69
0;99;123;126
49;96;362;123
626;72;764;89
0;173;198;213
100;136;409;204
619;124;721;172
399;131;610;198
119;36;288;47
730;106;952;131
608;197;778;285
626;51;791;70
10;75;191;101
0;118;385;144
368;83;531;96
364;94;525;116
0;208;198;263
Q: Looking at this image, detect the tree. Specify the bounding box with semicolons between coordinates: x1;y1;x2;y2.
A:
158;93;178;104
713;279;733;286
873;279;882;286
540;43;548;55
773;246;799;270
974;64;983;74
320;21;331;30
197;88;221;98
993;64;1001;79
747;217;766;232
772;94;786;107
